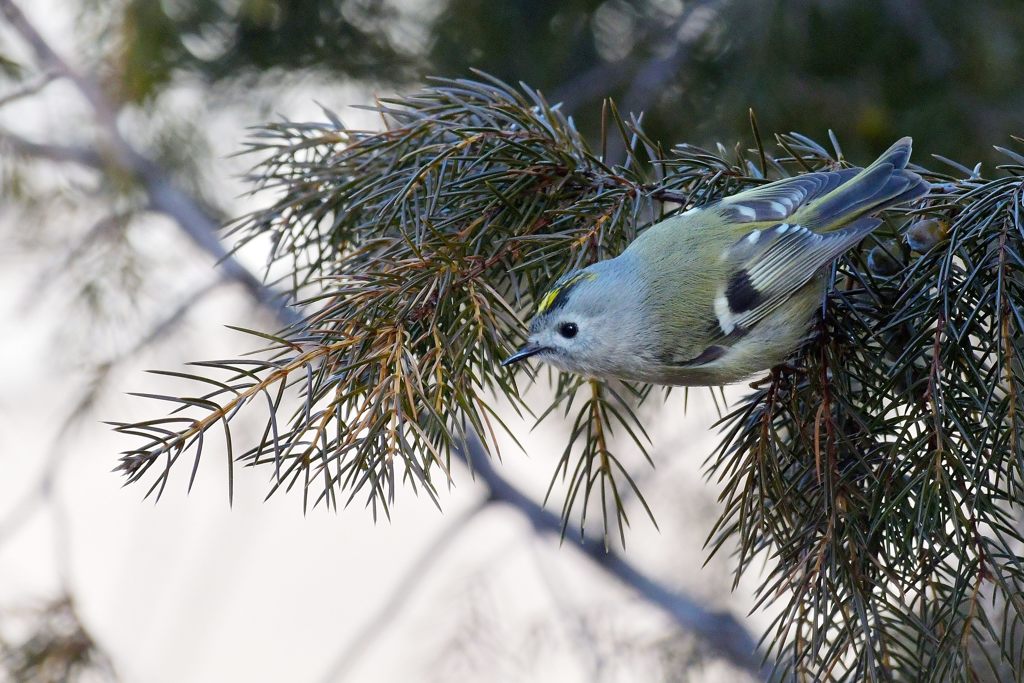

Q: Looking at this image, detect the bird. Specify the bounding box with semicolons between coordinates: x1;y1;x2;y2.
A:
502;138;928;386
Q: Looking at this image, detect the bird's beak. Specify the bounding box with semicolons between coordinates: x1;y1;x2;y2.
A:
502;342;545;367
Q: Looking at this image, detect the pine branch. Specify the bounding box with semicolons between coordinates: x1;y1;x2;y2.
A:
116;74;756;534
101;72;1024;680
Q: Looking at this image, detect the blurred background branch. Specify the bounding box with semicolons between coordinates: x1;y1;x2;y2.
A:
3;0;1024;681
0;2;765;679
455;434;767;676
0;0;299;327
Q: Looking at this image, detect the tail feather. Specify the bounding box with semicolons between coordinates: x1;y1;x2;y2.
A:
790;137;929;232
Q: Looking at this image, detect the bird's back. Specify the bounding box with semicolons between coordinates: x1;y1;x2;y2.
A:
615;138;927;384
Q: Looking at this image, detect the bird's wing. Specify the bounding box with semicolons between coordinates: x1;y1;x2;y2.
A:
717;169;859;223
672;219;879;368
710;219;880;339
719;138;926;230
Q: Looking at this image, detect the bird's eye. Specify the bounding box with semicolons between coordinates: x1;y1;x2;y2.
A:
558;322;578;339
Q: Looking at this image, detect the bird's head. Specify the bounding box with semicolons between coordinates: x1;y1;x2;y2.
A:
503;257;647;378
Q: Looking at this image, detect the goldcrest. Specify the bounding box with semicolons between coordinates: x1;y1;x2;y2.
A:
504;138;928;386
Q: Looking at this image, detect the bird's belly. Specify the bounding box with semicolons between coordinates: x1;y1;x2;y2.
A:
645;283;823;386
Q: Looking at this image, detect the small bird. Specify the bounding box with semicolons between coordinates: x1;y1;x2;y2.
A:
503;138;928;386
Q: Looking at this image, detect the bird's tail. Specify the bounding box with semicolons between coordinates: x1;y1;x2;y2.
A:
790;137;928;232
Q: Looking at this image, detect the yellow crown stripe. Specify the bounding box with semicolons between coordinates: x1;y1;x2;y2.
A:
536;272;595;314
537;288;561;313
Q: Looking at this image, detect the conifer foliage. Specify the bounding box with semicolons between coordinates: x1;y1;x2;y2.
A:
114;75;1024;680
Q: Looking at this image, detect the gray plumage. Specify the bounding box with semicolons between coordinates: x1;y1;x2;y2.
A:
504;138;929;386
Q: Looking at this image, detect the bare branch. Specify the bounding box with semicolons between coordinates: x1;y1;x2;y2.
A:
0;127;102;167
319;499;489;683
0;0;301;328
0;278;221;548
457;433;768;677
0;70;56;108
0;0;114;121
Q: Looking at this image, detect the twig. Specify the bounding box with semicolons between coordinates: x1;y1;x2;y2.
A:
0;0;301;328
319;499;489;683
0;0;115;121
0;6;760;676
0;278;222;548
0;128;102;167
458;433;768;678
0;70;56;108
526;537;606;679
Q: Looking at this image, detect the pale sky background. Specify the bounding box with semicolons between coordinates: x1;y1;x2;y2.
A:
0;2;769;681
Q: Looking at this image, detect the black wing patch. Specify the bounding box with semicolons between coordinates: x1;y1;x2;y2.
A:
724;270;761;313
713;219;881;338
